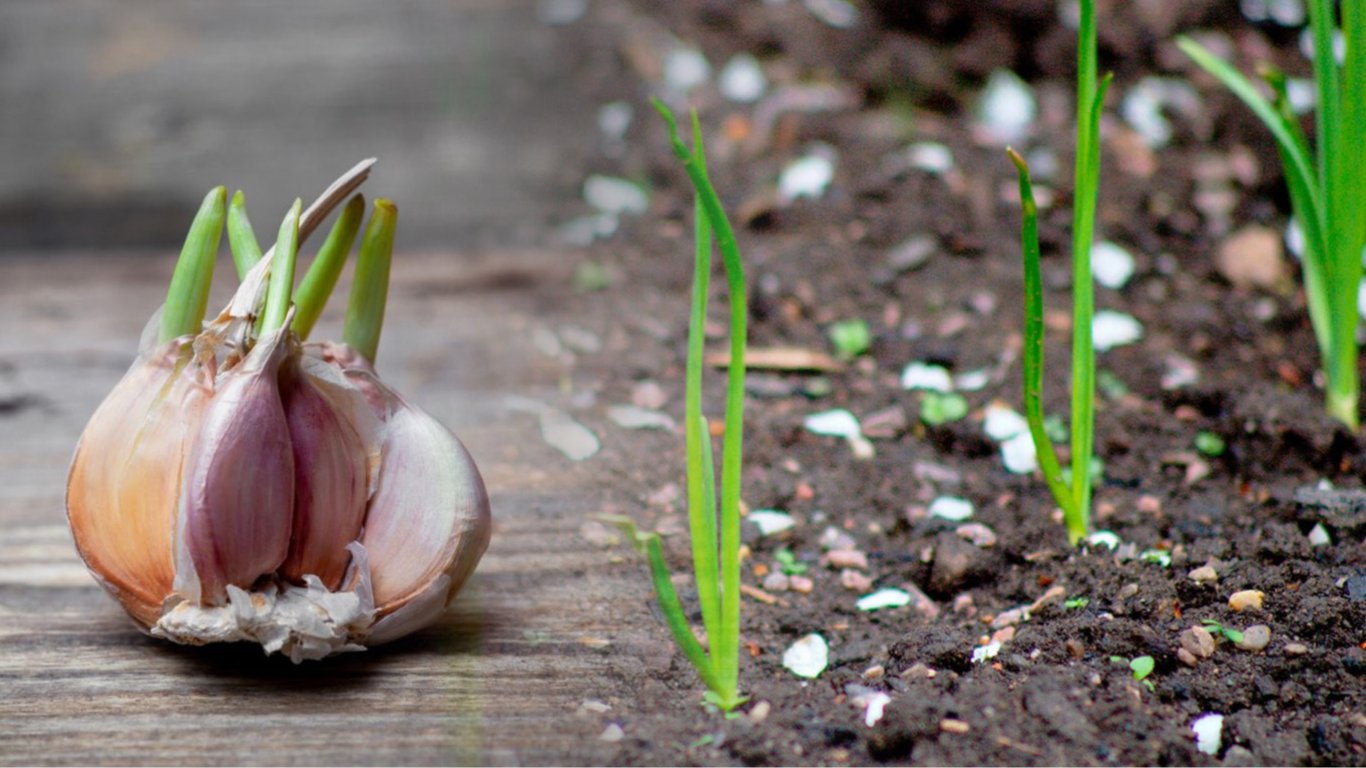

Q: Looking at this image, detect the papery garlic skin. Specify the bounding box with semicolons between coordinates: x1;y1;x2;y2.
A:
67;338;211;627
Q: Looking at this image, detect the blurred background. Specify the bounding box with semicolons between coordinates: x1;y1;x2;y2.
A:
0;0;599;252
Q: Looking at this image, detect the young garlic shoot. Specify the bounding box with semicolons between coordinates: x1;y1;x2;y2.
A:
228;190;265;280
292;194;366;339
260;200;302;334
158;187;226;343
1177;2;1365;429
1007;0;1112;545
604;100;749;713
343;200;397;364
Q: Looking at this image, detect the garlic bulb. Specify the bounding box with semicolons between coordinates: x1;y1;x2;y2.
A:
66;162;491;661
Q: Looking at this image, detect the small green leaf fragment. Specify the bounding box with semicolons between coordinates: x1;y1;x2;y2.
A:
1097;369;1129;400
1195;431;1226;457
920;391;970;426
159;186;227;343
343;199;397;363
1130;655;1155;681
1043;414;1069;443
828;319;871;359
774;547;808;576
1064;596;1090;609
572;260;613;292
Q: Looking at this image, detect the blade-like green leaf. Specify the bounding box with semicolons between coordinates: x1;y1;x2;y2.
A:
159;187;226;343
292;193;365;340
227;190;264;280
342;200;397;364
260;199;301;334
1008;149;1075;535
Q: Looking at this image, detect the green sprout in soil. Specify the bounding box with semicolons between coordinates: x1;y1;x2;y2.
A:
1007;0;1112;546
828;318;871;359
1194;430;1226;458
920;391;969;426
1178;3;1365;429
1064;596;1090;610
603;100;750;713
1201;619;1245;645
1111;654;1157;691
774;546;808;576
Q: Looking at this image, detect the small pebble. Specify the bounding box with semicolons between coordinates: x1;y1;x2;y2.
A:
1344;571;1366;602
886;235;936;273
578;699;612;715
778;151;836;203
1180;626;1217;659
826;549;869;570
906;142;955;175
975;69;1036;144
901;361;954;392
1236;624;1271;652
929;496;974;521
991;626;1016;645
789;575;815;594
1284;642;1309;655
939;718;971;735
840;569;874;592
820;527;857;552
783;633;829;679
991;607;1026;629
956;523;998;548
763;572;791;592
718;53;766;103
584;175;649;215
1216;225;1286;290
748;700;771;724
1188;565;1218;584
1191;713;1224;756
1092;311;1144;351
900;663;936;680
857;588;912;612
599;723;625;742
1307;522;1332;546
1177;648;1200;667
862;664;886;680
1000;432;1038;474
1228;589;1264;612
662;47;710;93
970;642;1001;664
747;509;796;536
1092;241;1136;290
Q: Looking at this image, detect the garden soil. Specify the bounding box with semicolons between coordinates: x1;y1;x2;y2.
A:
547;0;1366;765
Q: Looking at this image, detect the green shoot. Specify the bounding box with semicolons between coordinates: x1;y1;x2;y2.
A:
292;194;366;339
343;200;397;363
227;190;264;280
1201;619;1245;645
1008;0;1112;545
260;200;301;335
1064;596;1090;609
1177;1;1365;429
606;100;749;713
159;187;227;343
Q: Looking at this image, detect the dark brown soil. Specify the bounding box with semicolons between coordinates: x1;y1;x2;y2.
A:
555;1;1366;765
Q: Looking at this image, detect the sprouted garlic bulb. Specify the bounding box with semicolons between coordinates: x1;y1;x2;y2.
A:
65;161;491;661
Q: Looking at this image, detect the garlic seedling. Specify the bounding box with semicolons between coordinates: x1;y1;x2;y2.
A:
66;161;491;661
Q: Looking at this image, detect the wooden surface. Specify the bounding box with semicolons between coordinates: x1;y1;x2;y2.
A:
0;250;664;765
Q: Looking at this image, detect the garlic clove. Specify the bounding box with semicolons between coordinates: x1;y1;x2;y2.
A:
174;327;295;604
318;343;490;633
361;391;490;620
279;352;381;589
67;339;211;627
